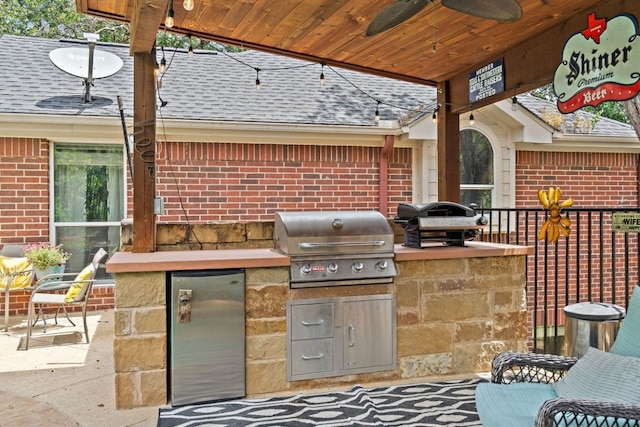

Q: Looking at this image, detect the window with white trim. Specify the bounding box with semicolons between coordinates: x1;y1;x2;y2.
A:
52;143;125;280
460;129;494;208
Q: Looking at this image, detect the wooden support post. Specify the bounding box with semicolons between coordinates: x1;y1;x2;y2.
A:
132;50;157;253
437;81;461;202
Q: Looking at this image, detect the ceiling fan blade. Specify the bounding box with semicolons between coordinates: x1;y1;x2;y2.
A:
366;0;431;36
441;0;522;22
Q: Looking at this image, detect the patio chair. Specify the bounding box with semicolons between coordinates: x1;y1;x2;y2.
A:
1;244;26;258
24;248;107;350
475;286;640;427
0;245;35;332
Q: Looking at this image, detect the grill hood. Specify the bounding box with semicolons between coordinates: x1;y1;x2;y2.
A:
273;210;395;257
273;210;397;288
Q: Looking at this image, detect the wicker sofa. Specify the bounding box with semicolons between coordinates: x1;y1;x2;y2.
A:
475;286;640;427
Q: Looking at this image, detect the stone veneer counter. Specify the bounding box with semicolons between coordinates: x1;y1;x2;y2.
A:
107;241;532;408
107;242;532;273
107;248;290;272
394;241;533;260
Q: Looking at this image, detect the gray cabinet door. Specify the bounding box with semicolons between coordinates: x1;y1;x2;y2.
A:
287;294;396;381
342;296;395;372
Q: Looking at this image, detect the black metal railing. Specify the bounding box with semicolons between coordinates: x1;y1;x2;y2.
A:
476;207;640;354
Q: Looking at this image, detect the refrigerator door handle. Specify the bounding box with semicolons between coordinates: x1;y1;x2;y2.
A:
178;289;192;323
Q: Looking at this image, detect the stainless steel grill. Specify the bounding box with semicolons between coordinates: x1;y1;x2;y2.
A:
394;202;487;248
273;211;397;288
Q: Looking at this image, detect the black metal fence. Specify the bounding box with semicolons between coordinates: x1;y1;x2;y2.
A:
476;207;640;354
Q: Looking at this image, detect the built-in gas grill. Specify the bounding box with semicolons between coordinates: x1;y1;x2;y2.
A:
395;202;488;248
274;211;397;288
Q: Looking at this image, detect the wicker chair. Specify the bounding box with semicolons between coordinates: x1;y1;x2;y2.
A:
476;286;640;427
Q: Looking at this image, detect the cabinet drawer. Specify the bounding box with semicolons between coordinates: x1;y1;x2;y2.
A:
290;303;334;340
290;338;334;377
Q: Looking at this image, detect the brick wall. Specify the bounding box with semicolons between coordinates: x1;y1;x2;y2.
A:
1;138;411;317
516;151;639;207
155;142;413;221
0;137;114;317
516;151;639;335
0;137;50;243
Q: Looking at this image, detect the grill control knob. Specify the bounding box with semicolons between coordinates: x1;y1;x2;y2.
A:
327;262;339;273
352;261;364;273
300;264;312;275
376;260;388;271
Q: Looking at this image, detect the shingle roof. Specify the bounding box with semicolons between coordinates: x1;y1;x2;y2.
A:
517;93;636;137
0;35;635;137
0;35;435;127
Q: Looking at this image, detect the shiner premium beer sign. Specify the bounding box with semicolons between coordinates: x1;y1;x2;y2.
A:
554;12;640;114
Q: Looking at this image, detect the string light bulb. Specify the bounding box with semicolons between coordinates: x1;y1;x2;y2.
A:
183;0;194;11
374;101;381;121
511;83;520;111
187;35;193;58
154;61;160;78
469;112;475;126
165;2;174;28
159;47;167;73
255;69;261;90
432;110;437;124
320;64;325;86
511;96;519;111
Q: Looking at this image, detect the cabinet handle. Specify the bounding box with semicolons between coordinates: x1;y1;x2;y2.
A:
301;319;324;326
348;324;355;347
301;353;324;360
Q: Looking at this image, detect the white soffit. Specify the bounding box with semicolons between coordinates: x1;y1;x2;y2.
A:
492;101;554;144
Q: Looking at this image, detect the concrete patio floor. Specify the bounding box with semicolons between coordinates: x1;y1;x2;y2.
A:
0;310;159;426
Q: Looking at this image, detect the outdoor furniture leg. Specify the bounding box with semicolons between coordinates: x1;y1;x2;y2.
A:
52;306;76;327
32;304;47;333
4;282;9;333
25;298;34;350
60;305;76;327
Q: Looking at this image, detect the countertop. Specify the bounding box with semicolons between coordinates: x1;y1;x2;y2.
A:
106;242;532;273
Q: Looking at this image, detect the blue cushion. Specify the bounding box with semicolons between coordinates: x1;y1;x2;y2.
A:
553;347;640;404
475;382;557;427
610;286;640;358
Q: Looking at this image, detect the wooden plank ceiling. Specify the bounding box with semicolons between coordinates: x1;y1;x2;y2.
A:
75;0;639;252
74;0;637;113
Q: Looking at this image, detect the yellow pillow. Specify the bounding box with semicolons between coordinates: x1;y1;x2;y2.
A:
64;264;95;303
0;256;32;290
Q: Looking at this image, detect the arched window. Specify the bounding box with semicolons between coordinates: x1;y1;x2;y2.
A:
460;129;494;208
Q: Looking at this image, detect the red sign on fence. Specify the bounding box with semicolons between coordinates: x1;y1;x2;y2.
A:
553;13;640;113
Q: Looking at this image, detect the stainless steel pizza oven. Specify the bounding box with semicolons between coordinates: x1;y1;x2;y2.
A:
395;202;488;248
274;211;397;288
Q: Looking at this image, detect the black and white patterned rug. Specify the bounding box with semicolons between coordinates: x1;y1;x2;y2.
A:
158;378;485;426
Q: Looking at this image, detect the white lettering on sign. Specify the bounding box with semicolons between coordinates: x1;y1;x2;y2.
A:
554;13;640;113
469;59;504;102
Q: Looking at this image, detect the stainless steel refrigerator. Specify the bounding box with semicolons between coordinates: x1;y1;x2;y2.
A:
168;269;245;406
